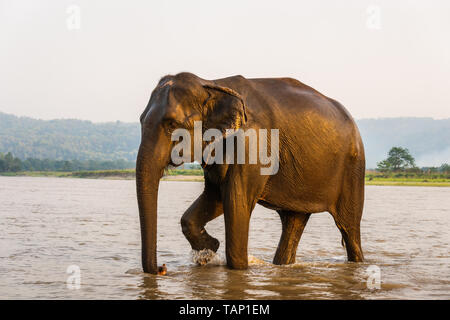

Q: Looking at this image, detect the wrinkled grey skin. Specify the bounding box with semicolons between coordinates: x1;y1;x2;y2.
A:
137;72;365;274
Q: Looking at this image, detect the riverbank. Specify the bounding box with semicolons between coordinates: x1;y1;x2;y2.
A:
365;178;450;187
1;170;449;186
365;172;450;187
0;169;205;182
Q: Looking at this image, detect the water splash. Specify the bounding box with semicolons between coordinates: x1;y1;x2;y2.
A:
248;255;269;266
191;249;225;266
191;251;269;267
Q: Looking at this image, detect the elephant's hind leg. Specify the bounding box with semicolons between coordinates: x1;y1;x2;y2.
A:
181;187;223;252
273;211;310;265
332;210;364;262
331;167;365;262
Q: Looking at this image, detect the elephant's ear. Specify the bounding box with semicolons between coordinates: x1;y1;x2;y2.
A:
202;84;248;132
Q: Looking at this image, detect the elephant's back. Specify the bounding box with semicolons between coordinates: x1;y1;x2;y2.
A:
246;77;364;212
249;77;349;118
246;77;358;143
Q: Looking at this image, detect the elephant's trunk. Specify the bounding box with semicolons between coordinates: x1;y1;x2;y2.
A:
136;141;166;274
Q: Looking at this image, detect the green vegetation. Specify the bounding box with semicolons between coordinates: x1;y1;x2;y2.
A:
3;165;449;186
0;169;204;180
71;169;135;179
0;152;135;172
377;147;416;171
0;112;139;161
0;150;204;179
0;151;21;172
166;169;203;176
2;112;450;169
365;171;450;187
0;171;76;178
0;170;135;179
367;146;450;186
2;108;448;186
375;146;448;175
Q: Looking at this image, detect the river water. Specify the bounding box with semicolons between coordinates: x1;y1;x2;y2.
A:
0;176;448;299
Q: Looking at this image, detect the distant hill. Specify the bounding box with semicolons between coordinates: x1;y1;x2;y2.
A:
0;112;449;167
0;112;140;162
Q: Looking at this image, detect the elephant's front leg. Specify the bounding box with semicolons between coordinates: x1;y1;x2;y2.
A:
221;165;268;270
180;189;223;253
222;182;256;270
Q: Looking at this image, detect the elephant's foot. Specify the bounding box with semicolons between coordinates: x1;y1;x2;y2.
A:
196;229;220;252
273;249;297;265
344;237;364;262
182;222;220;266
187;228;220;252
189;230;220;266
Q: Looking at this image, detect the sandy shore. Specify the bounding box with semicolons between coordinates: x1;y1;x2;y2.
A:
2;171;449;186
161;175;204;182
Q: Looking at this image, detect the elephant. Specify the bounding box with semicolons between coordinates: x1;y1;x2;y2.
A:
136;72;365;274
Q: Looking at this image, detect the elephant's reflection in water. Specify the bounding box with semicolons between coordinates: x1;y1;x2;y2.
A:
137;275;163;300
180;264;276;300
136;260;368;300
256;261;367;299
182;265;232;299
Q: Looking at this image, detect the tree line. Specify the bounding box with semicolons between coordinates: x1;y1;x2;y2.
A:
0;112;140;162
376;146;449;175
2;112;449;168
0;152;135;172
1;147;448;175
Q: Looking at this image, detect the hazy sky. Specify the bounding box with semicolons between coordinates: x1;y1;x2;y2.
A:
1;0;449;122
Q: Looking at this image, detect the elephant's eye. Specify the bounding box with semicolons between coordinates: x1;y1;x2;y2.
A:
164;119;178;133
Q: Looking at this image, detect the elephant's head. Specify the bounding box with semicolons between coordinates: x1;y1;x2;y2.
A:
136;72;247;273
